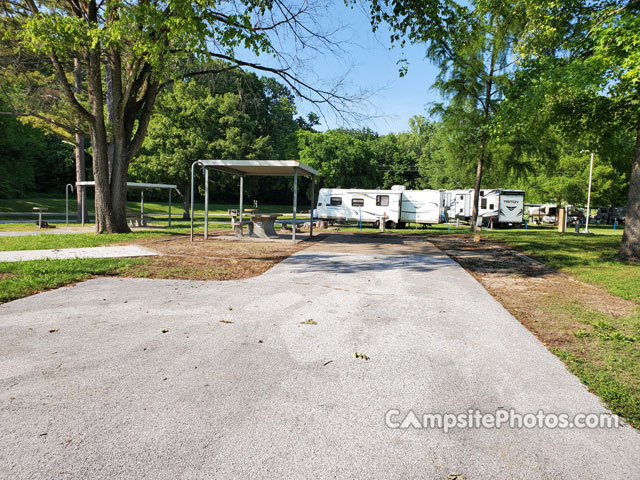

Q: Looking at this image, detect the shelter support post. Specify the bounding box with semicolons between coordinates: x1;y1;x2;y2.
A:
204;168;209;240
168;190;172;227
293;166;298;243
141;191;144;224
190;161;197;241
310;175;315;238
65;183;74;226
81;187;86;227
239;176;244;223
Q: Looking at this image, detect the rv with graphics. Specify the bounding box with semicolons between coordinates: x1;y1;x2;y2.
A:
315;186;444;228
445;188;525;226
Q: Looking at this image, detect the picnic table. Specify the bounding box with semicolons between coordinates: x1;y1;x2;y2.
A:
33;207;48;228
249;214;280;239
228;210;281;238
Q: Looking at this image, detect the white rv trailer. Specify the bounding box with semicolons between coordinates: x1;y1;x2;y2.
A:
315;186;444;227
444;189;473;220
400;189;445;225
444;188;525;226
478;189;525;226
527;204;557;224
315;187;403;227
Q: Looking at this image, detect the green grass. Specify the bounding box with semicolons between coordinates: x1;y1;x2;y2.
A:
479;226;639;303
0;222;236;252
0;231;170;251
0;196;305;217
0;257;142;303
0;224;43;232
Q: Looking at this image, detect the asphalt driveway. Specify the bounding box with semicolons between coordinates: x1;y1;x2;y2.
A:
1;234;639;479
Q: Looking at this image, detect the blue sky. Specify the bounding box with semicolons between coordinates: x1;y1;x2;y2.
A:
243;1;444;135
295;3;442;134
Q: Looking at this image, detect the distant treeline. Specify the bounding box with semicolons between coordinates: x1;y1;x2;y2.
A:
0;68;633;209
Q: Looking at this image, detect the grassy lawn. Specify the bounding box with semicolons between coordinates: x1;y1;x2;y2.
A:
545;299;640;426
0;222;236;252
0;196;304;218
0;257;143;303
480;226;639;303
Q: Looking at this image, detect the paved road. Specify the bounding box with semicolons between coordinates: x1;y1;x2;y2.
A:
1;235;638;479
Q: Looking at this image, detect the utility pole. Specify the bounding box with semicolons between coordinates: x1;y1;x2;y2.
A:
581;150;595;234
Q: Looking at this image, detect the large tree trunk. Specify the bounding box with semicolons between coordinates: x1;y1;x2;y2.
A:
73;58;88;224
619;116;640;260
74;133;87;223
470;150;485;232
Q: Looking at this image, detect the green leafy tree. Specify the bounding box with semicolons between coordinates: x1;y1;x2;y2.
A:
2;0;354;233
0;98;74;198
130;80;272;217
516;0;640;258
297;129;380;189
363;0;526;230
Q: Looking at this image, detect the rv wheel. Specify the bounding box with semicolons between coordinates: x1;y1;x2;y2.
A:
372;220;380;228
386;221;397;229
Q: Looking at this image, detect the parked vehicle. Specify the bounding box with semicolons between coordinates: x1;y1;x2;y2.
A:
527;204;557;225
566;205;585;226
593;206;626;225
445;188;525;226
399;189;444;226
315;187;403;228
315;186;444;228
444;189;473;221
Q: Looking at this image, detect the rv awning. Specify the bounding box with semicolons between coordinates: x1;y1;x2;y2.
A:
197;160;318;177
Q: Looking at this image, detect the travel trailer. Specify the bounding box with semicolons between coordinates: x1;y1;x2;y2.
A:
479;189;525;226
445;188;525;226
527;204;557;224
315;186;444;228
400;189;445;226
444;189;473;220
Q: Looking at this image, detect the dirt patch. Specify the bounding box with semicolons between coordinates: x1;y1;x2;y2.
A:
122;233;312;281
0;272;17;280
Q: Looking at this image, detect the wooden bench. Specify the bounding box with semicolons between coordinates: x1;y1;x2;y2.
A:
127;212;146;227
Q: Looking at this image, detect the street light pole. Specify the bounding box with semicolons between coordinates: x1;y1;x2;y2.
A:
582;150;595;234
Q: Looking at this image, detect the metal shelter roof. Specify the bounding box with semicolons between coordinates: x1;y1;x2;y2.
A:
76;181;177;189
197;160;318;177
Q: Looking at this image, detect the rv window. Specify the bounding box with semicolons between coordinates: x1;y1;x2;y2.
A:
376;195;389;206
351;198;364;207
489;204;494;210
330;197;342;206
481;198;487;209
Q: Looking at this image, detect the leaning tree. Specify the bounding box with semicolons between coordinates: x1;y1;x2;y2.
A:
1;0;354;233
